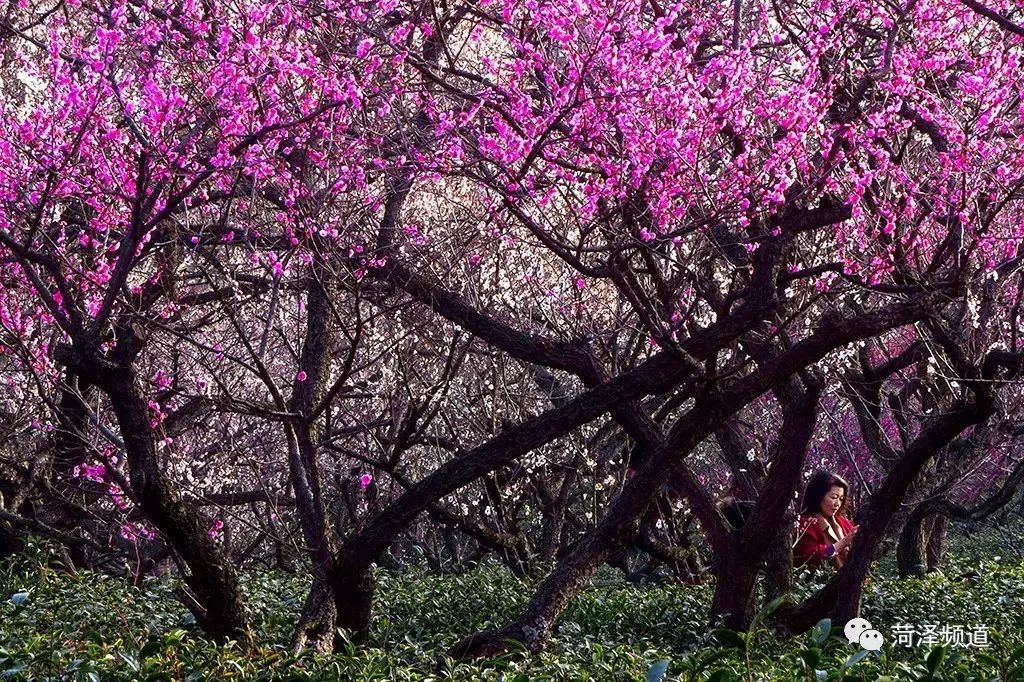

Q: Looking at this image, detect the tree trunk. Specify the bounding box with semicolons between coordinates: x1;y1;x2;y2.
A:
709;543;760;630
535;466;576;567
896;508;928;578
106;370;250;644
54;338;251;643
708;378;820;631
452;339;828;658
333;558;376;640
450;526;629;658
0;521;24;560
449;401;726;658
293;576;338;653
50;372;96;477
925;514;947;571
762;524;794;602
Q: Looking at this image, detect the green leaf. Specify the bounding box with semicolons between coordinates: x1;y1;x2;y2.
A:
712;629;747;651
751;595;789;630
118;651;141;672
810;618;832;646
501;638;528;654
974;653;1000;668
696;649;731;670
799;647;821;669
925;645;945;674
139;639;162;660
842;649;869;670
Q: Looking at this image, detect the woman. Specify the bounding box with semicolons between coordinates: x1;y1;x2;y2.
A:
793;470;858;570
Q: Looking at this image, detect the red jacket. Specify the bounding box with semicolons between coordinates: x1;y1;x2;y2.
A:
793;513;856;569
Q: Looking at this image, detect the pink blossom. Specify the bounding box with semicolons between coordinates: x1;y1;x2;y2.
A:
108;484;129;511
359;473;373;490
152;369;172;391
147;400;165;428
356;38;374;58
74;463;106;482
208;519;225;540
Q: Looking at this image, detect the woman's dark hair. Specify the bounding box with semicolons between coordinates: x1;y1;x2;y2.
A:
800;469;849;516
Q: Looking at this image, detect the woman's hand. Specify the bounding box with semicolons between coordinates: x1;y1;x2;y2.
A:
834;526;858;552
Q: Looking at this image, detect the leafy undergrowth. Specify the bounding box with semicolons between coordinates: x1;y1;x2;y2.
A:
1;542;1023;680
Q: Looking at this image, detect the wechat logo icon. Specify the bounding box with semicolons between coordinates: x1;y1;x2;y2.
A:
845;617;884;651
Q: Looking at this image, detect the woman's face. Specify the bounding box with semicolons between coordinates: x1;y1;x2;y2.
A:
819;485;845;517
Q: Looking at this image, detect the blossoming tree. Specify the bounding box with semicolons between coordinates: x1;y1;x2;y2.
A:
2;0;1024;656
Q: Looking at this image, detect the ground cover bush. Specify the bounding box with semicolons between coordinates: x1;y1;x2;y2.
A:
1;539;1023;681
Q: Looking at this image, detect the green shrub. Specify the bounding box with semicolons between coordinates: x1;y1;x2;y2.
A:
1;538;1022;680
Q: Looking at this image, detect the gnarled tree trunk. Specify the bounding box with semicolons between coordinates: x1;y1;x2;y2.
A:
293;575;338;653
709;377;820;630
57;341;250;644
106;370;250;643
